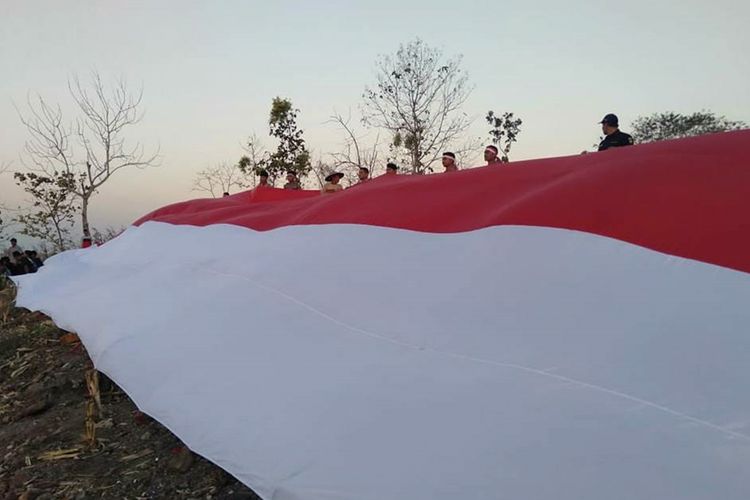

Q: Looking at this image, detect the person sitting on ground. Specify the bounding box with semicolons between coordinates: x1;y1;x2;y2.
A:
442;152;458;172
28;250;44;269
4;238;23;262
11;251;32;275
484;145;503;166
597;113;634;151
321;172;345;194
257;170;270;187
23;251;39;273
283;171;302;190
0;256;15;278
385;162;399;175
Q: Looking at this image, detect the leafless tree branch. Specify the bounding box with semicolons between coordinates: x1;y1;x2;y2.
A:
16;72;159;237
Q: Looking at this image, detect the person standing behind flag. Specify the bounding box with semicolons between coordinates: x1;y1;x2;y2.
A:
357;167;370;184
597;113;634;151
442;152;458;172
257;170;270;187
484;145;503;166
321;172;345;194
283;171;302;190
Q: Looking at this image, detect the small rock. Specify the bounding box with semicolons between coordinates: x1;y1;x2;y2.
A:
18;486;45;500
95;418;114;429
167;447;194;473
133;411;150;425
14;398;53;419
140;431;151;441
24;382;45;397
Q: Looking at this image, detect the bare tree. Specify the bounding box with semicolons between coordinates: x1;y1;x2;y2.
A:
0;162;8;237
238;133;270;187
193;162;249;197
327;110;383;184
17;72;159;238
362;38;474;174
91;225;125;244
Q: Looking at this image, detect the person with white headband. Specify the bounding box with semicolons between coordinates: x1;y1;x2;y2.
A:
441;152;458;172
484;145;503;166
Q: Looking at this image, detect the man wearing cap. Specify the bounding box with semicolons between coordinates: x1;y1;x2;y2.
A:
597;113;634;151
385;162;399;175
441;152;458;172
484;145;503;166
321;172;345;194
283;171;302;190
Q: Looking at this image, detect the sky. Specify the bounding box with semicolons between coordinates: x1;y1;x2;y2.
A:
1;0;748;237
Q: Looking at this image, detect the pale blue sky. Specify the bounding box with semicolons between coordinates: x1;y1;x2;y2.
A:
1;0;748;230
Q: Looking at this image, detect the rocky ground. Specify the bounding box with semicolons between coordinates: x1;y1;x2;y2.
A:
0;283;261;500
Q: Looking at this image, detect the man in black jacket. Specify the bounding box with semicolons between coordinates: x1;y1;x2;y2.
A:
598;113;634;151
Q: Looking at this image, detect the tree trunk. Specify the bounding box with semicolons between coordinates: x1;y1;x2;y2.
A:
53;219;66;252
81;196;91;239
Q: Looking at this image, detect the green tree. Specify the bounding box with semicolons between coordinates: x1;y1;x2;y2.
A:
363;39;473;174
13;171;79;252
486;111;522;162
250;98;311;186
631;111;746;143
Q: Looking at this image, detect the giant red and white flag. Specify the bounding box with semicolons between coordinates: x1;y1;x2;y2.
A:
13;131;750;500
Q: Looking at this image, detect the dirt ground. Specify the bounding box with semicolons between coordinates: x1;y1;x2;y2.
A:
0;284;262;500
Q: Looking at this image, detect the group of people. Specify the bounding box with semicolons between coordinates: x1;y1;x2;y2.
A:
219;113;634;195
1;238;44;278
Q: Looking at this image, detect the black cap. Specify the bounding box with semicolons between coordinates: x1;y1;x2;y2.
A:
599;113;619;126
386;162;398;170
325;172;344;182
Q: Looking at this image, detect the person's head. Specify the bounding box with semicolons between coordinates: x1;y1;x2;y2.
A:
358;167;370;181
10;238;17;246
441;152;456;169
386;162;399;175
12;251;22;259
30;251;38;257
286;171;297;183
484;145;499;163
599;113;619;136
325;172;345;184
258;170;269;185
222;192;230;197
24;250;33;257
